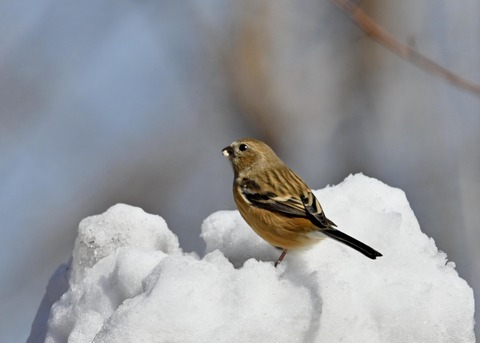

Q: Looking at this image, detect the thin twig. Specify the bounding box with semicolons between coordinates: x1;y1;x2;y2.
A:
332;0;480;97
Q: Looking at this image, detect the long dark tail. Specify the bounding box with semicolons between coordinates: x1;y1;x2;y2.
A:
322;228;382;259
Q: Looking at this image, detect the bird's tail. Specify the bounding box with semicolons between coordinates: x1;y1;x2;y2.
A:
321;228;382;259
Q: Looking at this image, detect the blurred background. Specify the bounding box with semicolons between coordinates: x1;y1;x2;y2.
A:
1;0;479;341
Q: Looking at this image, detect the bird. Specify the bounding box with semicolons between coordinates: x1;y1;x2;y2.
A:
222;138;382;267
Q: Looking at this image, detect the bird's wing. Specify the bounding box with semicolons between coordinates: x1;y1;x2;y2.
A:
240;178;307;217
239;178;334;228
300;191;335;228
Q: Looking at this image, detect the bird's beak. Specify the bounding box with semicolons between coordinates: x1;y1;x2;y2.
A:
222;146;234;158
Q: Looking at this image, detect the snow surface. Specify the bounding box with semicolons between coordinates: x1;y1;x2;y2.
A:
30;174;475;343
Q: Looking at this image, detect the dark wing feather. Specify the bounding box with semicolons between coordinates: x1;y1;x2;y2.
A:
241;178;333;228
300;191;332;228
240;179;307;217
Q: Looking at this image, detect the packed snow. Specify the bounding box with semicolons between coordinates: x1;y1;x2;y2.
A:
29;174;475;343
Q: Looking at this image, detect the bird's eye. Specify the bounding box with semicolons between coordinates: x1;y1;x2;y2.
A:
238;143;248;151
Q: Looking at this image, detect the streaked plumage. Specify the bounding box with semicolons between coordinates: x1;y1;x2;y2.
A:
222;138;382;267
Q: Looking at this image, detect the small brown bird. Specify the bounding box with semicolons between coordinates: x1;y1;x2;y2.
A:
222;138;382;267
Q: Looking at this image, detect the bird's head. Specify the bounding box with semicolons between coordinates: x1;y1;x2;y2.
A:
222;138;282;175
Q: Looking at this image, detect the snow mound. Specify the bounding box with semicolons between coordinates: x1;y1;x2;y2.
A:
32;174;475;343
70;203;181;284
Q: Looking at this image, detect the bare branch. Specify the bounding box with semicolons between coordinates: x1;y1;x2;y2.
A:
332;0;480;97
